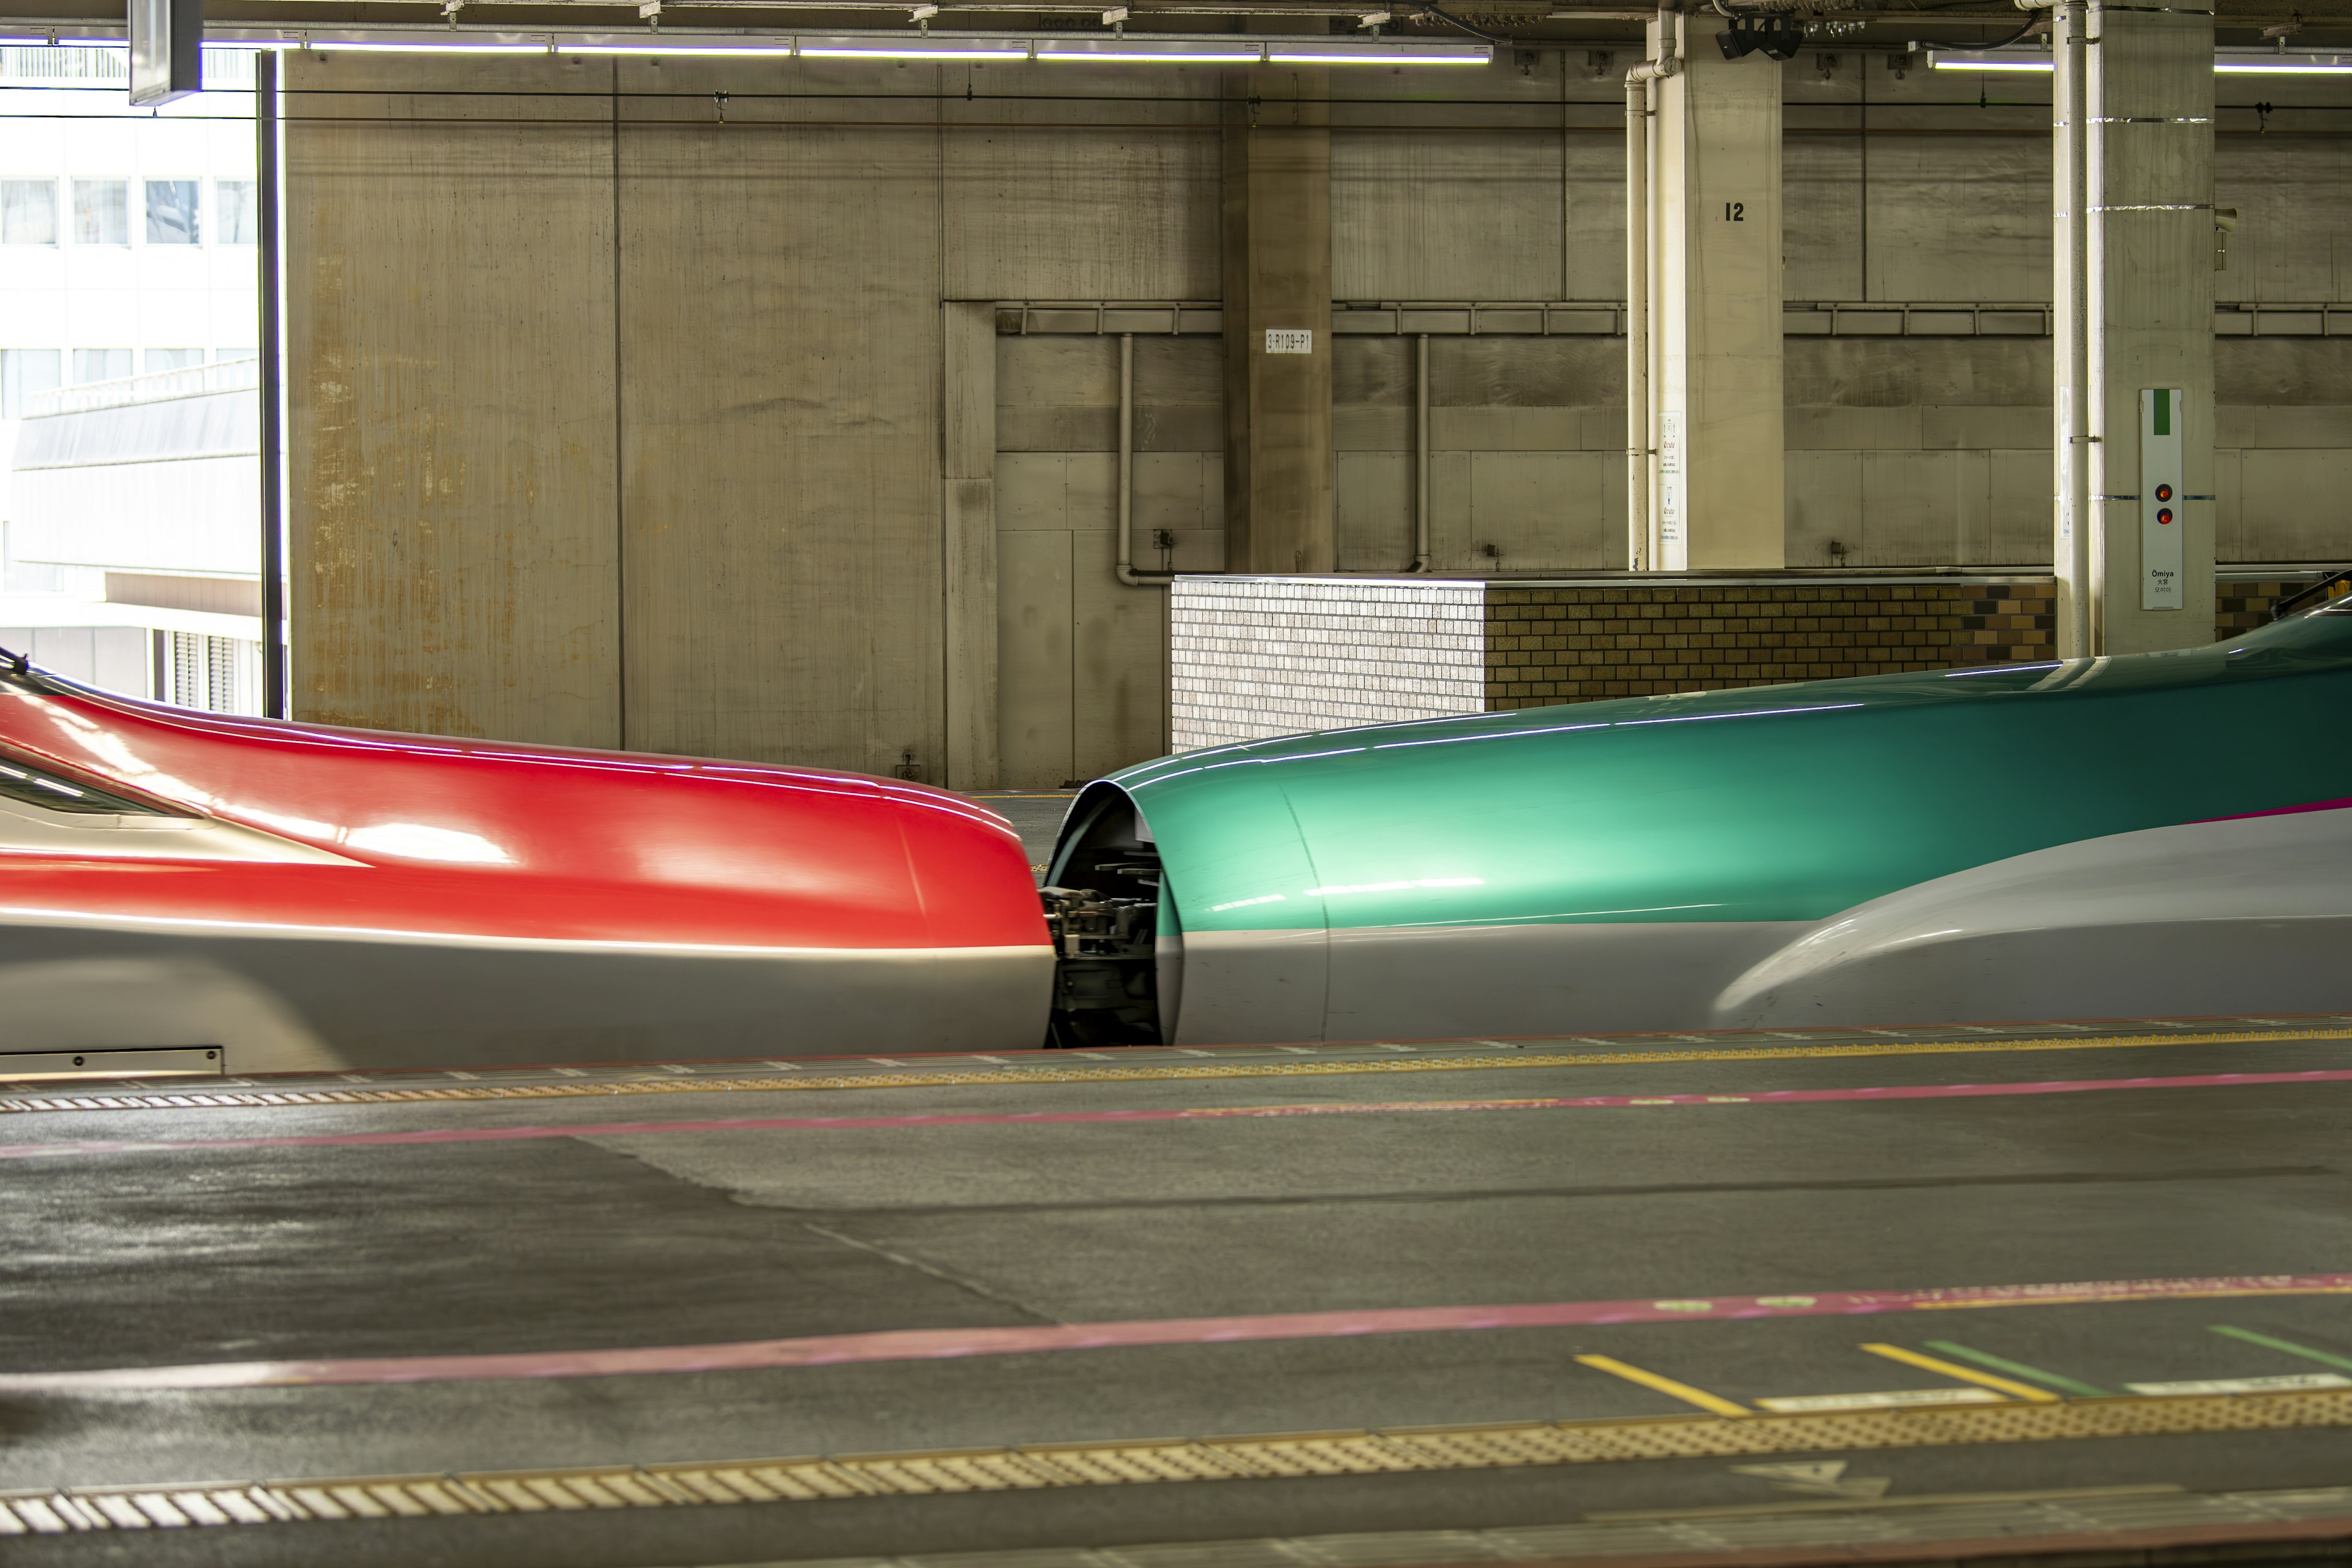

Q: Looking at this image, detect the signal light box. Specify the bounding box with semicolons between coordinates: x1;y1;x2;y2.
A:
2140;387;2185;611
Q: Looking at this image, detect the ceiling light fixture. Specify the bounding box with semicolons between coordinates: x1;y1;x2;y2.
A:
1035;36;1263;62
311;34;553;52
797;34;1029;58
555;36;793;55
52;24;1494;67
1265;38;1488;63
2214;49;2352;72
1932;47;2352;74
1925;48;2052;70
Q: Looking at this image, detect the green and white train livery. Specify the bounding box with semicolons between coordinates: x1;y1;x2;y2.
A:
1044;595;2352;1046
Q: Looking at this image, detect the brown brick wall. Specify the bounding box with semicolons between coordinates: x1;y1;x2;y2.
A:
1485;581;2059;710
2215;578;2310;638
1483;577;2321;710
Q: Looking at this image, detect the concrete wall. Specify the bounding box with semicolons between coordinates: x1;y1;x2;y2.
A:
287;50;2352;778
288;53;1216;775
288;59;622;748
993;333;1218;787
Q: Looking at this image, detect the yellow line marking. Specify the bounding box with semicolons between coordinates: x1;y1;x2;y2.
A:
10;1390;2352;1535
0;1027;2342;1115
1861;1342;2062;1402
1575;1354;1751;1417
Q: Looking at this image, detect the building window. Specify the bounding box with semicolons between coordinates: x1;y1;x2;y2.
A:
0;179;56;244
144;347;204;372
216;179;257;245
164;631;260;715
72;348;133;384
144;179;200;244
0;348;61;417
1;522;63;594
71;178;129;245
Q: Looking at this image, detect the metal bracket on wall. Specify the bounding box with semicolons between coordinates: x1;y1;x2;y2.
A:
1784;303;2052;339
2212;303;2350;337
986;301;2352;342
986;300;2352;344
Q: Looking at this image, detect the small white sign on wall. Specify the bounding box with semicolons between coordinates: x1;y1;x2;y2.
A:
1264;329;1314;355
1657;409;1687;571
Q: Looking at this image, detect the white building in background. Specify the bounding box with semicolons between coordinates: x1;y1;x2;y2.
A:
1;45;266;712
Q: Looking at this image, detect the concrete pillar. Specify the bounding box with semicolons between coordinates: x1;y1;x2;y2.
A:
1649;14;1784;570
1221;45;1333;575
2056;1;2215;655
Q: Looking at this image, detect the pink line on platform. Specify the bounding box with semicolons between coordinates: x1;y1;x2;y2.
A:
6;1068;2351;1164
5;1274;2349;1393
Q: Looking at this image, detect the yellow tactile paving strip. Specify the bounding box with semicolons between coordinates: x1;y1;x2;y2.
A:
0;1027;2343;1117
4;1387;2348;1535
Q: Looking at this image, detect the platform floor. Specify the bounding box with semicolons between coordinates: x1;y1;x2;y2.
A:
5;1017;2352;1566
969;790;1076;878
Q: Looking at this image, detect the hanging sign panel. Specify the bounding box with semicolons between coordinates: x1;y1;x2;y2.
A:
2140;387;2185;611
129;0;203;106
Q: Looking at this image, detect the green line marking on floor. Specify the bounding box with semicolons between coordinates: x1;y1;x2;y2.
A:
2209;1324;2352;1376
1920;1340;2114;1399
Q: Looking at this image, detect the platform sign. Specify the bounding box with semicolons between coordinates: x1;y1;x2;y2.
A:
2139;386;2185;611
129;0;203;106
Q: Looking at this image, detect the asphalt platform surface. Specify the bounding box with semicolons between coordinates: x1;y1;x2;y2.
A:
4;1017;2352;1566
969;791;1076;878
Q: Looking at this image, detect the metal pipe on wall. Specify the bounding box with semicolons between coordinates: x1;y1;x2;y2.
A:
1414;333;1431;572
1114;332;1170;589
256;49;287;717
2065;0;2093;655
1623;13;1679;573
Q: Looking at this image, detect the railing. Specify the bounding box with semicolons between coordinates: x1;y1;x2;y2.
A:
23;356;261;419
1784;303;2049;338
2271;568;2352;621
2214;304;2352;338
0;45;257;87
993;300;2350;341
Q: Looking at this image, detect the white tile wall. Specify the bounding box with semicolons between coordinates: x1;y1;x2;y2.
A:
1169;575;1485;751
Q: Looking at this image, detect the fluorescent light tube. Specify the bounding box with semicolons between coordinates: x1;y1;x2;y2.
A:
1034;37;1264;62
1265;39;1489;63
1931;46;2351;74
555;39;794;55
799;36;1030;59
314;37;552;53
2215;51;2352;72
1927;49;2053;70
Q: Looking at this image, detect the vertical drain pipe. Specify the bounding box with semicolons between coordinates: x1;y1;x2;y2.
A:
1413;333;1431;571
2062;0;2094;654
1624;18;1679;573
1114;331;1169;588
256;49;287;717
